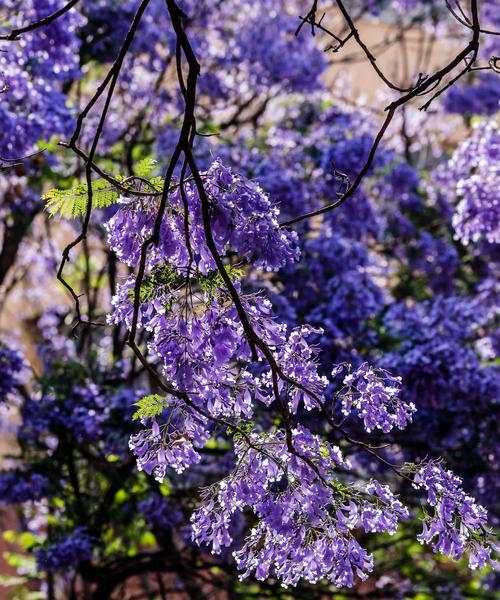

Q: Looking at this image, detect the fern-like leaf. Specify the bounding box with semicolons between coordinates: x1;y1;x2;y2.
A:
135;157;158;178
43;158;160;218
43;178;119;219
129;264;179;305
199;265;244;300
132;394;169;421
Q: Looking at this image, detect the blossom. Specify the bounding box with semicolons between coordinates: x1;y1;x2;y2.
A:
0;470;49;504
191;426;409;587
337;363;416;433
35;528;94;571
434;119;499;245
0;343;25;403
413;461;495;569
129;405;210;479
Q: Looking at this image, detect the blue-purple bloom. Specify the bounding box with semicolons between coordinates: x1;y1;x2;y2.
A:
413;461;496;569
35;528;95;571
338;363;416;433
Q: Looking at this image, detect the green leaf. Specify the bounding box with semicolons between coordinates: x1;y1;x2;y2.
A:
139;531;156;546
135;157;158;178
2;552;37;575
132;394;169;421
130;264;179;305
230;420;254;441
3;530;42;551
43;177;120;219
114;489;128;504
199;265;244;300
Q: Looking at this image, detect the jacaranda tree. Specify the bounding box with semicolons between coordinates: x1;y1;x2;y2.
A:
0;1;498;598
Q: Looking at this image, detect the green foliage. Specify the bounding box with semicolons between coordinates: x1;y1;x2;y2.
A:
134;157;158;178
199;265;244;300
43;157;161;219
130;264;244;308
43;177;120;219
229;420;254;441
131;157;164;191
3;531;42;551
132;394;169;421
2;552;38;578
130;264;179;305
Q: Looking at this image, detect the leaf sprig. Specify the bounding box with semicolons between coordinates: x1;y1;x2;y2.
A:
43;158;160;218
132;394;169;421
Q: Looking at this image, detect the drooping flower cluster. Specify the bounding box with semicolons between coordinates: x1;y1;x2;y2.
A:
338;363;416;433
129;401;210;479
107;158;414;483
106;159;299;273
104;156;429;587
413;461;496;570
191;426;409;587
204;163;300;271
255;324;329;412
107;160;321;473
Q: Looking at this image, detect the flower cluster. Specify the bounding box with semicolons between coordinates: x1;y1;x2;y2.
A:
107;161;329;473
21;382;108;444
0;470;49;504
277;223;386;364
232;3;325;94
444;74;500;117
338;363;416;433
0;0;84;157
129;403;210;479
139;495;183;529
191;426;409;587
256;324;329;412
434;119;499;245
413;462;495;570
106;159;299;273
34;528;95;572
101;150;431;588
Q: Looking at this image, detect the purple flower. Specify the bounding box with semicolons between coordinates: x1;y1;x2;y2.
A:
130;405;210;479
191;426;408;587
338;363;416;433
0;343;25;403
433;119;499;245
0;471;49;504
35;528;94;572
413;461;495;569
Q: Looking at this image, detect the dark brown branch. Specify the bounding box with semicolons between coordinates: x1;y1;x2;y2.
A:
57;0;152;335
334;0;414;92
285;0;482;227
0;0;80;40
282;107;395;226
